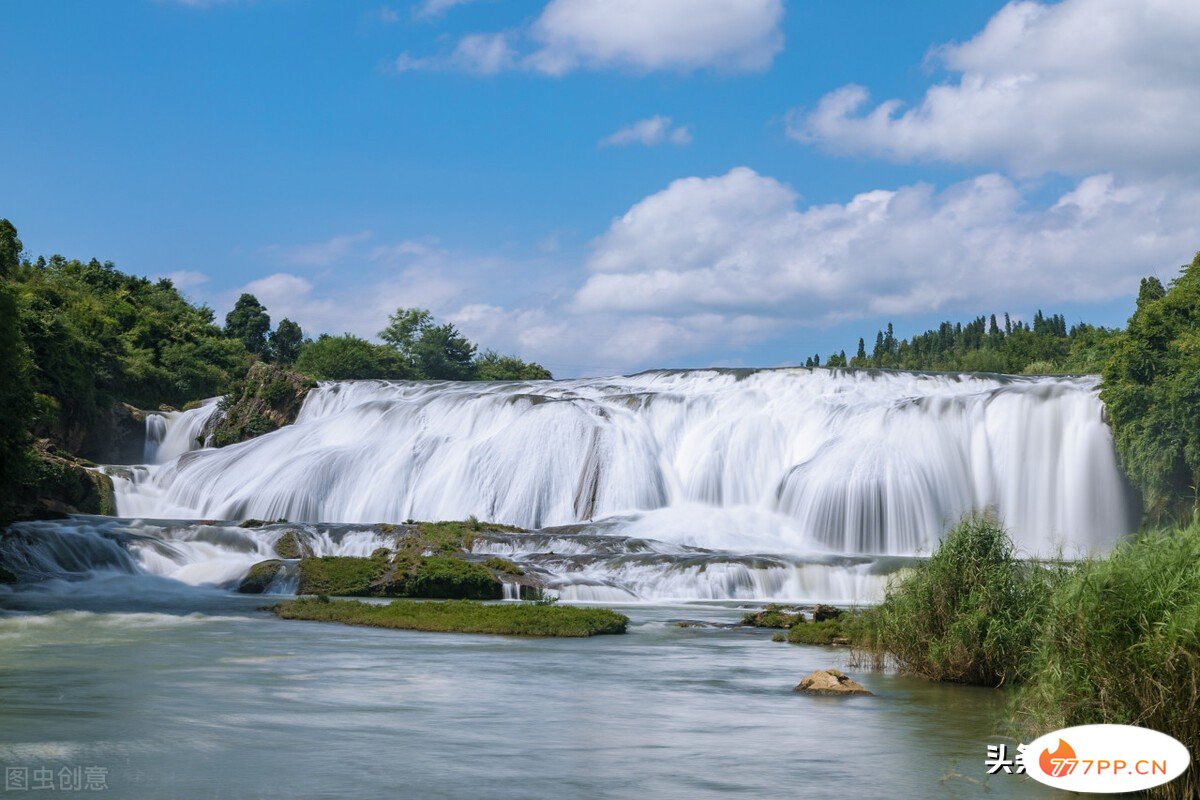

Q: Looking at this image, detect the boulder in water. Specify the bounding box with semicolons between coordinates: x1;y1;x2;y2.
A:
794;669;872;696
812;604;843;622
238;559;285;594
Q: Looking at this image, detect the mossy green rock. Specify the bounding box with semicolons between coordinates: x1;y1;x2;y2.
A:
238;559;284;594
297;555;387;597
405;556;502;600
208;362;315;448
274;530;313;559
295;552;504;599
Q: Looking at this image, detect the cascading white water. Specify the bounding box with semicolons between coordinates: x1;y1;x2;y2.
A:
113;369;1134;558
142;398;221;464
5;368;1134;604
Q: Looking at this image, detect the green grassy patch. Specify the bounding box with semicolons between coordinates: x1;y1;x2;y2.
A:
787;618;851;646
273;597;628;637
852;512;1049;686
297;554;388;596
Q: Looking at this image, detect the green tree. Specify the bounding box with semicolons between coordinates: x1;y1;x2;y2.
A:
225;293;271;357
269;318;304;364
294;334;410;380
0;220;33;521
474;350;552;381
413;322;477;380
1101;253;1200;521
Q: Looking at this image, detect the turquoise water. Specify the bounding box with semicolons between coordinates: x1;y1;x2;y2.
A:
0;591;1058;799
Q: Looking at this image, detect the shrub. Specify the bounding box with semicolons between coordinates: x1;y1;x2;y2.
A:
853;513;1049;686
1018;525;1200;799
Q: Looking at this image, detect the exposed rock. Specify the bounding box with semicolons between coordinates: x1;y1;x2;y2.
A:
274;530;313;559
0;565;17;584
8;442;117;520
238;559;285;594
40;402;147;465
794;669;872;696
207;362;315;448
812;604;843;622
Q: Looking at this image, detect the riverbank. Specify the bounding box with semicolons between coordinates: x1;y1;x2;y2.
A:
845;514;1200;799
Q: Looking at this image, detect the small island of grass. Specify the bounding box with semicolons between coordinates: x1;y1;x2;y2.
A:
272;597;629;637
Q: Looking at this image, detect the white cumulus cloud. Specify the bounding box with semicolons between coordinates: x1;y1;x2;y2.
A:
393;0;784;75
790;0;1200;177
573;167;1200;321
600;116;692;147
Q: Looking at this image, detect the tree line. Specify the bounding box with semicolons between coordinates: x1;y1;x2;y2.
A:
221;292;551;382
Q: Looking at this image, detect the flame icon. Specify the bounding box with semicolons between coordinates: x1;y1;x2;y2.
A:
1039;739;1078;777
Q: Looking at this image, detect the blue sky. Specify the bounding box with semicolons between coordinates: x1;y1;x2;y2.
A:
4;0;1199;375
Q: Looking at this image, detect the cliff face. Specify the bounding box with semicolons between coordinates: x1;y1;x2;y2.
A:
206;362;315;448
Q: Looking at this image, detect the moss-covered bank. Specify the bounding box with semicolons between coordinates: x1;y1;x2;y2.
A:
272;597;628;637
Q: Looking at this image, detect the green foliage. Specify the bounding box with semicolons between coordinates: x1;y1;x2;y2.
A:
11;252;248;441
378;306;551;381
1019;525;1200;800
273;597;629;637
853;513;1050;686
0;218;21;278
293;333;411;380
474;349;553;380
0;257;33;521
1101;252;1200;522
268;318;304;365
831;311;1118;375
224;293;271;357
411;322;477;380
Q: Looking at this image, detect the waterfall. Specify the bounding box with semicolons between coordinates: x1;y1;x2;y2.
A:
3;368;1135;604
112;369;1135;558
142;398;221;464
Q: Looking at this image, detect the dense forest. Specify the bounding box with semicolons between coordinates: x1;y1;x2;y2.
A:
815;312;1118;375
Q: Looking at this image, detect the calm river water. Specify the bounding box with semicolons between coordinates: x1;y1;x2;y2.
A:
0;587;1061;799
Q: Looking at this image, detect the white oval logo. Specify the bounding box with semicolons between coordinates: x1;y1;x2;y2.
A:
1023;724;1190;794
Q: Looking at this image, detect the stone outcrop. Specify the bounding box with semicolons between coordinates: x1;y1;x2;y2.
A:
794;669;872;696
206;362;315;448
237;559;285;594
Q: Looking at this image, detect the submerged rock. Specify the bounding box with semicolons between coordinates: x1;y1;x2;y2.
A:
238;559;285;594
794;669;872;696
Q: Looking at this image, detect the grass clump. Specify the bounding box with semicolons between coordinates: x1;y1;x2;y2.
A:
273;597;628;637
787;618;851;646
401;555;501;600
853;513;1048;686
1018;524;1200;799
481;556;523;576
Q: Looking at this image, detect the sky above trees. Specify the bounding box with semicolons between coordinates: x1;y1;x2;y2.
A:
3;0;1198;376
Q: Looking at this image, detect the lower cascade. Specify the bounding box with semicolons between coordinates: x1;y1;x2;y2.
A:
6;368;1137;603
